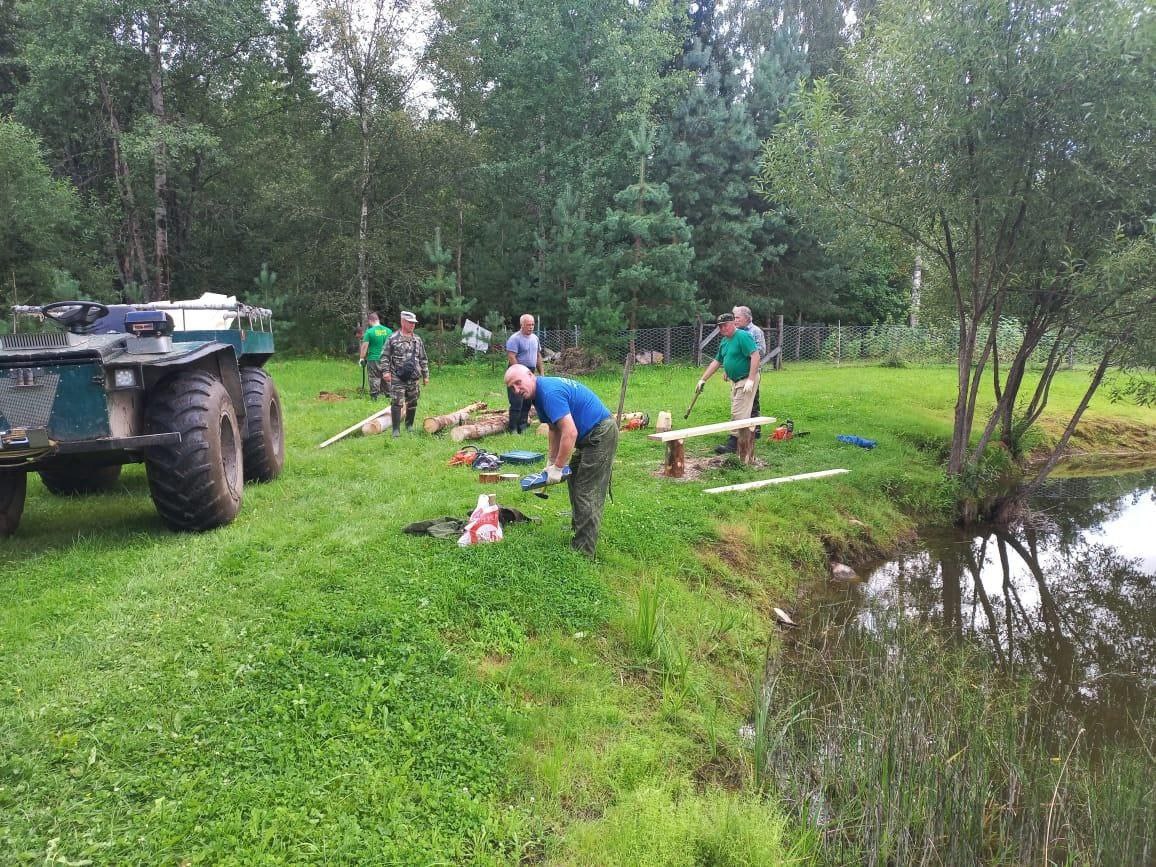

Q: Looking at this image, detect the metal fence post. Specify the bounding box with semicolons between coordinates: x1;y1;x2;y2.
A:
776;315;784;369
664;326;672;364
837;320;842;365
695;315;703;366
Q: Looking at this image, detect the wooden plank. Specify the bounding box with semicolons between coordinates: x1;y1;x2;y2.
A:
647;416;776;443
704;468;849;494
318;405;392;448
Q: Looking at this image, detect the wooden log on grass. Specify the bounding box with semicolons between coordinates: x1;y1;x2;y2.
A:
318;405;392;448
423;401;488;434
361;409;393;436
450;415;511;442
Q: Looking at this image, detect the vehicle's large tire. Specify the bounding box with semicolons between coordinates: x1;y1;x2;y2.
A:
143;370;243;531
0;471;27;538
39;464;123;496
240;367;285;482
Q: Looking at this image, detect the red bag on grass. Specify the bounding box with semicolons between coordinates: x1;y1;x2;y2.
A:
457;494;504;547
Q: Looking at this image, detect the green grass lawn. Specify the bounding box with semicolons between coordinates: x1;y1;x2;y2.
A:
2;359;1151;864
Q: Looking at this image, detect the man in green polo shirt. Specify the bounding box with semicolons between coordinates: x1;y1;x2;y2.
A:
694;312;761;454
358;312;393;401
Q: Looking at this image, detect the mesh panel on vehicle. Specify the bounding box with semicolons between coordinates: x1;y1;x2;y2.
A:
0;370;61;428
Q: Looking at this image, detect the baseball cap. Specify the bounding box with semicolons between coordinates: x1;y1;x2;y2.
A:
716;312;736;324
400;311;418;323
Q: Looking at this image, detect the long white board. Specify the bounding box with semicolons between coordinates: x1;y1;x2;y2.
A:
647;416;776;443
704;468;849;494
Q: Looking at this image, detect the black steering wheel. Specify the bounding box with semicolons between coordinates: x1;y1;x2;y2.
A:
41;301;111;331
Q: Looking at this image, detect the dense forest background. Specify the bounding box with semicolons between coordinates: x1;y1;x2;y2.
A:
0;0;914;351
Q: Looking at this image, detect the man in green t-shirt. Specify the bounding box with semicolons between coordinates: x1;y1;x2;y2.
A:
693;312;761;454
358;312;393;401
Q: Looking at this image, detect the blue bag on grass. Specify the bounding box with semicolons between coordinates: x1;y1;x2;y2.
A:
837;435;877;449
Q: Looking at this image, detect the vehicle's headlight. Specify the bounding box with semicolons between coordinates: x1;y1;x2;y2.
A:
113;369;137;388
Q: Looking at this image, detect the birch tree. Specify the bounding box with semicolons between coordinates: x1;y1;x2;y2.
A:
316;0;418;324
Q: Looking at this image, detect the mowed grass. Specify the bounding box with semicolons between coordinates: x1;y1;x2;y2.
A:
1;359;1150;864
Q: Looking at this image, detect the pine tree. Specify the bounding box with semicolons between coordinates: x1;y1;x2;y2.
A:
575;119;696;349
419;226;475;342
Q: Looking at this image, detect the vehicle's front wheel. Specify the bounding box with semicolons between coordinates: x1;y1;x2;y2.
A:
0;471;28;537
240;367;285;482
143;371;243;531
39;464;123;495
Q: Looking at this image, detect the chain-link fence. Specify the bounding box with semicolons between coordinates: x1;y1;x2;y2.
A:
527;321;1100;368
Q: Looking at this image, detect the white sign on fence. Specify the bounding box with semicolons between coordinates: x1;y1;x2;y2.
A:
461;319;492;352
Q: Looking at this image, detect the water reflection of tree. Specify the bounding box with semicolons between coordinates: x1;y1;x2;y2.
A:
1031;472;1156;550
923;525;1155;745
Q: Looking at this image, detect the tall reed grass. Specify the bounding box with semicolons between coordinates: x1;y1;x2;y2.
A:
753;621;1154;865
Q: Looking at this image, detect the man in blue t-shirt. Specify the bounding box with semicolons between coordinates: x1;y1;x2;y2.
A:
505;314;543;433
694;312;761;454
504;364;618;557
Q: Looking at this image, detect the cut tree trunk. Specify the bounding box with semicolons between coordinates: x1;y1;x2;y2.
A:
361;410;393;436
318;406;391;448
664;440;686;478
423;402;488;434
450;416;510;442
737;428;755;465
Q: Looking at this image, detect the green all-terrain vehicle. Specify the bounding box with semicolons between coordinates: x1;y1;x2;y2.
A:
0;297;285;537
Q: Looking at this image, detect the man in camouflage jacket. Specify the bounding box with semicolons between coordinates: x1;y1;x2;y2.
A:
383;311;430;437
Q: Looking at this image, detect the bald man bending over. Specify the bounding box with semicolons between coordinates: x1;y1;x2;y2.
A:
504;364;618;557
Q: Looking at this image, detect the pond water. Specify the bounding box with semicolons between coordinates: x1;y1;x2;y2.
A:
820;469;1156;747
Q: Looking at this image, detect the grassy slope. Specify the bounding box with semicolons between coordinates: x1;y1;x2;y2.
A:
1;360;1150;864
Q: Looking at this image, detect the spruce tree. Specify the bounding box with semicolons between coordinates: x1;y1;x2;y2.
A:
419;227;475;356
529;185;592;331
575;119;696;349
656;42;766;314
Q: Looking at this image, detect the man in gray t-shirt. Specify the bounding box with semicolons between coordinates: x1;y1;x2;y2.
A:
728;305;766;448
505;314;543;433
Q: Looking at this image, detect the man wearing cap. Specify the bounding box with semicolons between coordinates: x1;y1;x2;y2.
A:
383;311;430;437
694;312;760;454
504;364;618;557
358;312;393;401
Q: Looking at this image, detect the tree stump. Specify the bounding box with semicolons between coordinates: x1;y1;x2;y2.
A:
737;428;755;465
664;440;686;477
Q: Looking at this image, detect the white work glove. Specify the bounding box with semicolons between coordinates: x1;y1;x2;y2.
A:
695;379;706;394
545;464;565;485
358;358;366;367
742;378;755;395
